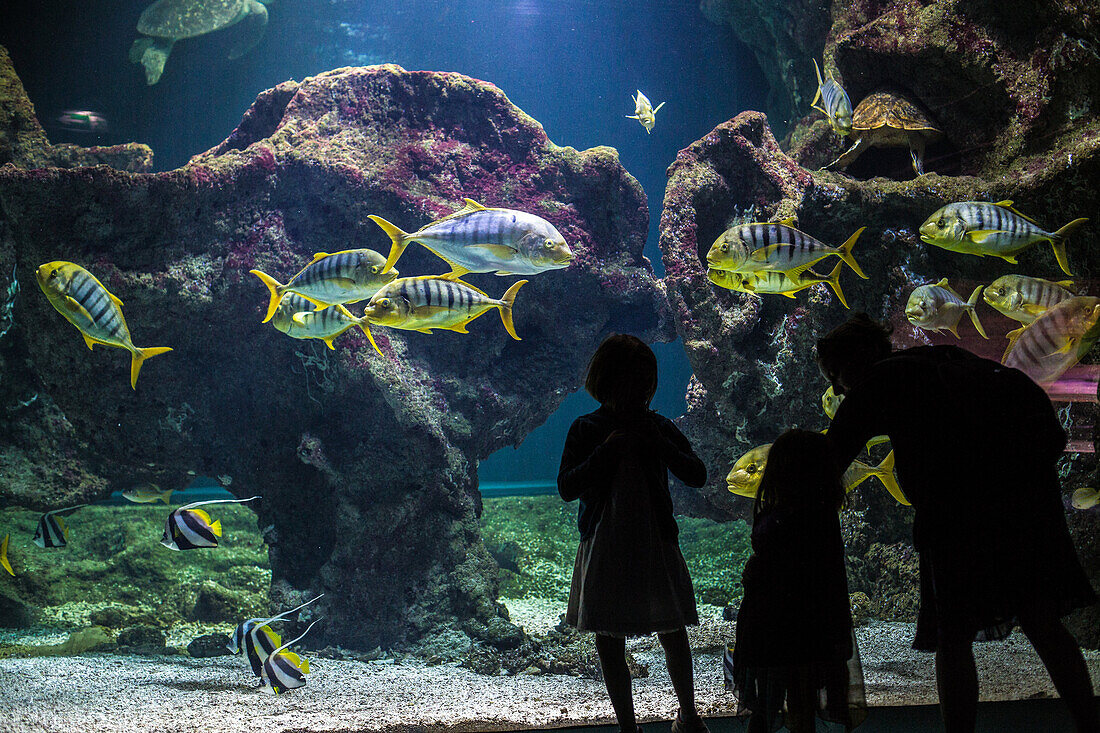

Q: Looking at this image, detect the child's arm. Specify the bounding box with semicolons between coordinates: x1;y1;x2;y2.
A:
557;420;621;502
653;418;707;487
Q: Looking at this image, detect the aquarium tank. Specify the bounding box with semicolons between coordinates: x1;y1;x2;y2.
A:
0;0;1098;731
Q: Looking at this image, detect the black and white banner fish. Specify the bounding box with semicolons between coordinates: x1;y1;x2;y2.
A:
33;504;89;549
160;496;260;551
230;594;325;678
260;618;323;695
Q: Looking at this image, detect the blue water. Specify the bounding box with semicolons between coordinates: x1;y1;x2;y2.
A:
1;0;767;484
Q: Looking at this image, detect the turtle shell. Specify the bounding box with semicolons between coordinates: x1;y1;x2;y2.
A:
137;0;245;40
852;91;941;133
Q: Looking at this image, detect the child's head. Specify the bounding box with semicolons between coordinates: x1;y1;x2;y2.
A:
585;334;658;413
754;429;844;516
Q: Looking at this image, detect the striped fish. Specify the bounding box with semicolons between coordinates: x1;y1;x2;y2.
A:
35;262;172;389
368;199;573;277
229;594;325;677
904;278;988;339
726;445;907;504
710;261;849;308
1;534;13;576
250;248;396;323
33;504;88;549
705;221;867;282
810;59;853;136
160;496;260;551
821;386;890;448
1002;296;1100;384
918;201;1088;276
723;646;736;692
271;293;380;354
260;618;322;695
364;276;527;340
983;274;1077;324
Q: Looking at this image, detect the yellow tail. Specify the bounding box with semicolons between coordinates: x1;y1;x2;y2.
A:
497;279;528;340
1;534;12;577
356;317;384;357
1048;218;1088;276
249;269;286;323
965;285;988;339
875;451;910;506
836;227;867;279
824;260;849;309
130;346;173;390
369;215;411;274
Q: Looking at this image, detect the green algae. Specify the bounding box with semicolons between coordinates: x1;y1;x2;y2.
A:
480;495;751;608
0;501;270;632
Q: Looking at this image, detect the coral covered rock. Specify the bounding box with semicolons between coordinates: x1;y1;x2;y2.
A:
0;60;670;652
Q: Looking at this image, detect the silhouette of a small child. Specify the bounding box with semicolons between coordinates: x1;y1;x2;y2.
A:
727;429;865;733
558;334;709;733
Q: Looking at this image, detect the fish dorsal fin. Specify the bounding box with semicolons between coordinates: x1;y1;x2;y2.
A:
934;277;949;288
82;270;123;307
993;200;1014;208
189;508;213;526
309;252;331;264
282;651;309;673
56;516;68;538
1057;280;1077;292
460;198;489;213
992;200;1040;225
432;276;488;298
776;216;797;226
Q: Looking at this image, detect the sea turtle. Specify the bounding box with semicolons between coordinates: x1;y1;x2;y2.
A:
129;0;270;85
825;91;943;176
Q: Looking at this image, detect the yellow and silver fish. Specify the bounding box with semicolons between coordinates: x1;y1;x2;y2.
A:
369;199;572;278
706;221;866;282
364;276;527;340
810;60;853;137
708;263;848;307
271;293;380;354
36;262;172;389
982;274;1077;324
122;484;174;505
905;278;987;339
1071;487;1099;510
918;201;1088;276
726;444;907;504
250;249;396;324
1;534;13;577
821;386;890;448
626;89;665;134
1002;296;1100;384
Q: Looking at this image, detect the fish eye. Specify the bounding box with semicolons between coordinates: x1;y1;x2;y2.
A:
721;244;729;252
937;218;946;227
380;298;391;308
371;265;380;274
544;239;555;249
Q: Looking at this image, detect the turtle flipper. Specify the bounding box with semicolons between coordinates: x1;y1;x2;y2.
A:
131;37;174;85
825;136;865;171
228;0;268;59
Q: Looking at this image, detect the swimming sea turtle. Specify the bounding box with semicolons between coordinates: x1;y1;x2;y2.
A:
129;0;270;85
825;91;943;176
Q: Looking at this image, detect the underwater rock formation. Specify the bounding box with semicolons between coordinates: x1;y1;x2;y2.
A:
0;58;671;652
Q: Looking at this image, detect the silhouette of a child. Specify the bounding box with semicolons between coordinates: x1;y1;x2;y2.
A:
558;334;709;733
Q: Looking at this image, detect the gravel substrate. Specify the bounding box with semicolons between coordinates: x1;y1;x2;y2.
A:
2;619;1098;733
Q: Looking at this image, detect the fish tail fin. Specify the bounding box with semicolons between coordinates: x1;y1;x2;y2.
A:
824;260;848;309
1;534;12;577
210;519;222;538
130;346;173;389
368;215;411;274
249;269;286;323
356;317;383;357
161;489;174;505
966;285;989;339
1048;218;1088;276
811;59;824;107
837;227;867;279
876;451;910;506
497;279;528;341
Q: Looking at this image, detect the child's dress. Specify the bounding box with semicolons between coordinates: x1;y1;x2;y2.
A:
728;500;866;731
558;407;707;636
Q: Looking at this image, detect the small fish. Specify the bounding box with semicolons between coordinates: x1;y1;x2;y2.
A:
626;89;666;134
122;484;174;505
918;201;1088;276
161;496;260;551
260;618;322;695
726;445;907;504
368;199;573;277
905;278;987;339
364;276;527;340
810;60;853;137
36;262;172;389
56;110;109;134
822;385;843;419
1071;487;1099;510
33;504;88;549
231;594;325;677
983;275;1077;324
250;249;396;324
271;293;380;354
706;221;866;282
1;534;13;577
1002;296;1100;384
